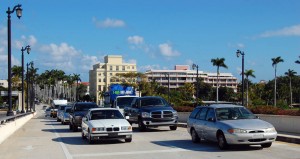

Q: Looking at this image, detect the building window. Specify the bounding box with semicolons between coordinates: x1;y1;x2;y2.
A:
98;85;101;91
98;79;101;82
110;66;113;71
103;78;106;82
110;73;113;76
132;66;135;69
122;66;125;71
98;73;101;76
127;66;130;69
116;66;119;71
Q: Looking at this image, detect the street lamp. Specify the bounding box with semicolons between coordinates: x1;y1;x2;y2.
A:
136;77;142;97
21;45;30;113
6;4;23;116
163;73;170;103
192;64;199;105
30;62;35;111
236;49;245;106
26;62;33;112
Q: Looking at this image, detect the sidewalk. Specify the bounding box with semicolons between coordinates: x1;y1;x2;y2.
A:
177;123;300;145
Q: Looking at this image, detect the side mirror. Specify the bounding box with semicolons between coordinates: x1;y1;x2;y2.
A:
125;116;129;120
208;118;216;122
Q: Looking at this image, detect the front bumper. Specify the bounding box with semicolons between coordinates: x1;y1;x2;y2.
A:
142;117;178;127
225;132;277;145
90;131;132;140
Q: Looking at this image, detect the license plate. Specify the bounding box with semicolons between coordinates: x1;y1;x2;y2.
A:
252;134;264;139
109;133;118;137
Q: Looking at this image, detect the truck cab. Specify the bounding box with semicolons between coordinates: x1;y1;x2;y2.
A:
124;96;178;131
113;96;138;115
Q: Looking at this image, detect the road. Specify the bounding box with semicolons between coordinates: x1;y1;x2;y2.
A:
0;105;300;159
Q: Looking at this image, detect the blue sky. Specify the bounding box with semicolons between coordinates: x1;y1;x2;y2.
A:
0;0;300;82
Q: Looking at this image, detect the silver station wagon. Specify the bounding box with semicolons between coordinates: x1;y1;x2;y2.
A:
187;104;277;149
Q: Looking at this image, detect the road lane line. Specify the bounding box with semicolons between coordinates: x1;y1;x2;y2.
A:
51;124;73;159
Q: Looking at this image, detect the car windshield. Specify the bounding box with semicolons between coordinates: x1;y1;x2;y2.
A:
90;110;124;120
75;103;98;111
116;97;136;108
65;108;71;113
140;98;167;107
216;107;256;120
59;105;67;110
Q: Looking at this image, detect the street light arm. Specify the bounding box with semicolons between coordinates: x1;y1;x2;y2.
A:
6;4;22;14
21;45;31;54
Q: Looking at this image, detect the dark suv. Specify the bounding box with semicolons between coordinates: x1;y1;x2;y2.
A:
69;102;98;131
124;96;178;131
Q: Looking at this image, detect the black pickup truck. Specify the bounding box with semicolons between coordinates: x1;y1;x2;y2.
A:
124;96;178;131
69;102;99;132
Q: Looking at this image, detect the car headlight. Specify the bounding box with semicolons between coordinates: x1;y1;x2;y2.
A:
92;127;105;132
121;126;132;130
265;127;276;133
173;111;178;116
228;128;247;134
141;112;151;118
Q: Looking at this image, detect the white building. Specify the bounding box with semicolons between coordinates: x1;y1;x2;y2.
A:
144;65;238;92
0;80;8;88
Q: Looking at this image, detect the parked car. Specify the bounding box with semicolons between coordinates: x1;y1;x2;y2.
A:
69;102;99;132
57;105;70;122
124;96;178;131
81;108;132;144
187;104;277;150
45;107;51;117
61;106;72;125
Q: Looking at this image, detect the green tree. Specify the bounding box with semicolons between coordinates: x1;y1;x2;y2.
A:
73;73;81;101
271;56;284;106
244;69;256;107
295;56;300;64
285;69;297;106
211;58;228;103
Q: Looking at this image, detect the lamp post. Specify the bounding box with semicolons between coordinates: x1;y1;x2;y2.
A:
236;49;245;106
163;73;170;103
192;64;199;105
136;77;142;97
6;4;23;116
26;63;29;112
20;46;30;113
30;62;35;111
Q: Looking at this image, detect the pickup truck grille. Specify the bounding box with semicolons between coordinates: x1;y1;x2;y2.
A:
151;111;173;119
106;127;120;132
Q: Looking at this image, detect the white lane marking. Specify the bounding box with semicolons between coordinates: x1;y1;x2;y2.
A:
51;124;73;159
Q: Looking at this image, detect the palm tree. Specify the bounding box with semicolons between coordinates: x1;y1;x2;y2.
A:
211;58;228;103
295;56;300;64
285;69;297;106
73;73;81;101
244;69;256;107
271;56;284;107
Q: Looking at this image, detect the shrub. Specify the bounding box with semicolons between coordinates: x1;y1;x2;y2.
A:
249;105;300;116
173;106;194;112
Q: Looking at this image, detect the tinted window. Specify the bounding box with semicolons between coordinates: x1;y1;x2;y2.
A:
75;103;98;111
216;107;256;120
91;110;124;120
140;98;168;107
189;108;200;119
205;108;215;121
116;97;137;108
196;107;208;120
59;105;66;110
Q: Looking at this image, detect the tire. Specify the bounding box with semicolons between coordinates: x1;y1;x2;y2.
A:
191;129;200;143
73;124;78;132
69;123;73;130
138;119;146;131
88;130;94;144
125;138;132;142
170;125;177;130
217;132;228;150
261;143;272;148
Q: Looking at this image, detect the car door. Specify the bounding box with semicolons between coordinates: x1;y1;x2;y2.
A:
81;111;90;134
193;107;208;139
203;108;218;142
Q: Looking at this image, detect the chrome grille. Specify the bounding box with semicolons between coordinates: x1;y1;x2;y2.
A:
249;130;264;133
106;127;119;132
151;111;173;119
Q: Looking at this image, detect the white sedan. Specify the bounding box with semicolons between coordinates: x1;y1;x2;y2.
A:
81;108;133;144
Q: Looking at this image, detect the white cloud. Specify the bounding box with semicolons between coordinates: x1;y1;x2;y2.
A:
185;59;194;66
228;42;245;49
159;43;180;57
0;27;6;35
259;24;300;38
40;42;80;61
92;17;126;28
81;55;100;71
127;36;144;45
14;35;38;49
138;64;161;72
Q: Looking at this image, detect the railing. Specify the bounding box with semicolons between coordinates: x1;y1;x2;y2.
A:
0;112;34;125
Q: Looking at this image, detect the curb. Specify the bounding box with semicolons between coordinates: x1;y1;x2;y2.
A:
177;123;300;145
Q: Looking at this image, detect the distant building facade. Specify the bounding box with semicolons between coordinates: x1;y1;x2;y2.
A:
144;65;238;92
0;80;8;88
89;55;137;104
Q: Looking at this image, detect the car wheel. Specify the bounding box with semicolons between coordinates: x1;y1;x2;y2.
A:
217;132;228;150
138;119;146;131
191;129;200;143
88;130;94;144
125;137;132;142
69;123;73;130
261;143;272;148
170;125;177;130
73;125;78;132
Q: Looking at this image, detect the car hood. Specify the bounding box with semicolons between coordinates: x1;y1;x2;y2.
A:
219;119;274;129
89;119;130;127
140;106;174;112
